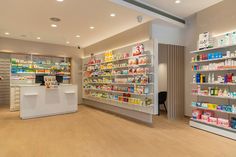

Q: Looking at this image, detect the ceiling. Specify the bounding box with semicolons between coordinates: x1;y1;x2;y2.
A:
0;0;152;48
0;0;223;48
137;0;223;18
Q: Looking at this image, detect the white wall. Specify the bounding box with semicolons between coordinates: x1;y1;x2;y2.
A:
151;20;185;113
151;20;186;46
0;37;83;104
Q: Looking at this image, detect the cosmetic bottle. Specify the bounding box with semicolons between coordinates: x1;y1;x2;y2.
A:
211;73;215;83
208;73;211;83
232;32;236;44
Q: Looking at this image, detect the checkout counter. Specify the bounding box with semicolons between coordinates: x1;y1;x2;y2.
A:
11;75;78;119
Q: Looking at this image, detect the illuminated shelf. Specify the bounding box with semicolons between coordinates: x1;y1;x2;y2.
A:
85;64;152;71
191;56;236;64
84;88;153;96
190;43;236;54
83;96;154;114
193;68;236;72
83;53;152;67
191;82;236;86
192;94;236;100
191;106;236;115
190;118;236;140
84;73;154;78
85;82;153;86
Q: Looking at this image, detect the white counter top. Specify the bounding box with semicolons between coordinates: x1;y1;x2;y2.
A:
11;83;72;87
11;84;41;87
20;84;78;119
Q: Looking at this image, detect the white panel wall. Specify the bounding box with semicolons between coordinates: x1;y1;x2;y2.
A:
151;20;185;46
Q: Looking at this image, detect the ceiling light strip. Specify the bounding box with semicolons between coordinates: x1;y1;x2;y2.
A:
123;0;185;24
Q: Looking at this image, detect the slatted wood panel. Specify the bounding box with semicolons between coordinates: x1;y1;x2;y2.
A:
0;53;10;106
167;45;185;119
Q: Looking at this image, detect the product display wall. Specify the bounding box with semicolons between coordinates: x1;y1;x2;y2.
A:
190;32;236;140
10;54;71;85
82;40;158;123
9;54;72;111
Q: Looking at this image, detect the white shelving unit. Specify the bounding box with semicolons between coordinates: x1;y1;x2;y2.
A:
190;119;236;140
192;94;236;100
193;68;236;72
82;40;158;123
191;82;236;86
192;106;236;115
84;88;153;96
190;44;236;140
191;56;236;63
190;43;236;54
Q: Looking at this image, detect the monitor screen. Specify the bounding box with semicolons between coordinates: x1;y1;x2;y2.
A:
35;75;45;85
56;75;63;84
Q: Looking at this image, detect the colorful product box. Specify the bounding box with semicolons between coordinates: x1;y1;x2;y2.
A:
192;102;197;107
192;109;202;120
201;114;210;123
209;117;218;125
201;103;208;108
217;118;230;128
204;110;214;117
208;103;217;110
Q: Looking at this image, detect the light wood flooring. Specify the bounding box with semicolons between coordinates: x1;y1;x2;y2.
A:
0;105;235;157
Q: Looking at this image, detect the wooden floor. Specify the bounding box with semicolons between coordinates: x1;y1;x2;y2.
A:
0;105;235;157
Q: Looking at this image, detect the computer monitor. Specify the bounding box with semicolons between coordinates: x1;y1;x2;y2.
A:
56;75;63;84
35;75;45;85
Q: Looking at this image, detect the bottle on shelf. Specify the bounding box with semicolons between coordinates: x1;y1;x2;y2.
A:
211;73;215;83
208;73;211;83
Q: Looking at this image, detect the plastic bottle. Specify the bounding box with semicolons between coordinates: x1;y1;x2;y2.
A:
211;73;215;83
208;73;211;83
232;32;236;45
215;87;219;96
224;33;230;46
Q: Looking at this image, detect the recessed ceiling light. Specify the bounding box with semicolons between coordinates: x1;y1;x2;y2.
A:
66;41;70;44
76;35;80;38
37;37;41;40
56;0;64;2
51;24;57;28
5;32;10;35
175;0;181;4
90;26;95;30
110;13;116;17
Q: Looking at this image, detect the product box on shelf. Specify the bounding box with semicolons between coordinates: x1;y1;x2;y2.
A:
201;114;210;123
203;110;214;117
198;32;214;50
132;43;144;56
209;117;218;125
192;109;202;119
217;118;230;128
231;117;236;129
